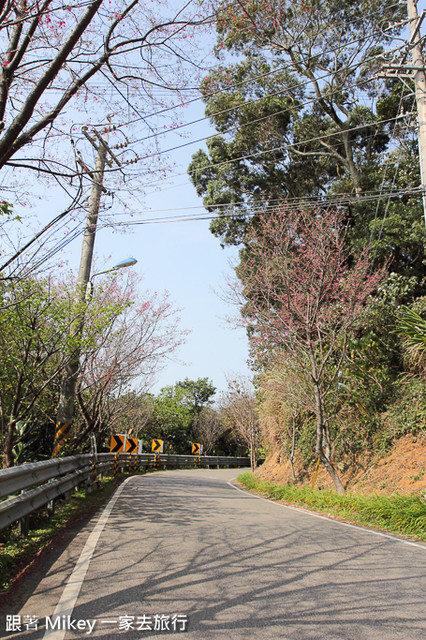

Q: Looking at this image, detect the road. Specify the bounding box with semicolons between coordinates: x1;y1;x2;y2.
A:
2;468;426;640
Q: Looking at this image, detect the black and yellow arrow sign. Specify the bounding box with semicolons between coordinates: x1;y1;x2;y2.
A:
192;443;200;455
110;434;125;453
152;439;163;453
126;437;138;454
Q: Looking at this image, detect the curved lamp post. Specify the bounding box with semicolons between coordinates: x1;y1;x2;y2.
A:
86;257;138;300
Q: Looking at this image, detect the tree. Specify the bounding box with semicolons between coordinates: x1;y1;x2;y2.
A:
236;207;386;493
0;275;70;466
188;0;425;286
219;376;261;471
174;376;216;444
192;406;226;454
0;268;186;464
110;391;155;442
176;377;216;415
147;384;194;453
64;271;187;451
144;378;216;454
0;0;214;187
257;365;306;481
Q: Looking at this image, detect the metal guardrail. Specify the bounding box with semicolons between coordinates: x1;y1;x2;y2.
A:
0;453;252;532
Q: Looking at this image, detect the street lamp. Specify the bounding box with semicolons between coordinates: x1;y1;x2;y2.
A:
92;257;138;278
86;257;138;299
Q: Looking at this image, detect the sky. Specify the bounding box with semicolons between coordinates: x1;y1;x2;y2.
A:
93;134;252;396
1;0;424;400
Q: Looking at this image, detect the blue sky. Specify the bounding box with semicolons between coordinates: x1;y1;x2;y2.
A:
94;143;252;396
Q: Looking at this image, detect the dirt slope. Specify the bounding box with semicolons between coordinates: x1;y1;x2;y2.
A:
255;435;426;495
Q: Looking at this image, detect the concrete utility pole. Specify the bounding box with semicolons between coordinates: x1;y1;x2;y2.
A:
407;0;426;226
379;1;426;225
53;125;111;456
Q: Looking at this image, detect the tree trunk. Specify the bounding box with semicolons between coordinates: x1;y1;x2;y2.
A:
3;419;16;468
313;378;345;495
250;440;256;472
289;416;296;481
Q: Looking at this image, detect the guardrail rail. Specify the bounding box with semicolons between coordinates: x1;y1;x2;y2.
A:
0;453;254;534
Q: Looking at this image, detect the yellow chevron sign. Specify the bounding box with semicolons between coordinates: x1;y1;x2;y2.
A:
192;443;201;455
125;437;138;454
110;434;126;453
152;439;163;453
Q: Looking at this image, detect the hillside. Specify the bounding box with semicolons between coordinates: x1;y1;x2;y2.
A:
255;435;426;496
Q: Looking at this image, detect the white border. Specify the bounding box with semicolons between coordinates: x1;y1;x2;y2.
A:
43;476;133;639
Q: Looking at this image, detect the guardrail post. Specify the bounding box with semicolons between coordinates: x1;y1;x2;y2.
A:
47;478;55;517
18;489;30;537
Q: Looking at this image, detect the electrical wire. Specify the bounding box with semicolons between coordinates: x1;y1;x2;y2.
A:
0;1;414;275
63;2;405;139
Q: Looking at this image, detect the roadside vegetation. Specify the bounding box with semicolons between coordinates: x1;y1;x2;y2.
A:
237;472;426;542
189;0;426;492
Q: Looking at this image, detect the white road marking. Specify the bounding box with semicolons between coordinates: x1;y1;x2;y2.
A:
228;478;426;551
43;476;133;639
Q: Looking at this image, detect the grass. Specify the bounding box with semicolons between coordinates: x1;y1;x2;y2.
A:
0;474;125;592
237;472;426;541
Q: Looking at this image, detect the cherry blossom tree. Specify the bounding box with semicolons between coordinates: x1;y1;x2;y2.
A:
0;0;214;188
237;207;386;493
70;271;188;450
219;376;261;470
0;269;186;465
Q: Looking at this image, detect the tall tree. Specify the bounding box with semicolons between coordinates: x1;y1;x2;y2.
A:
235;206;385;492
0;275;70;466
63;271;187;452
188;0;424;280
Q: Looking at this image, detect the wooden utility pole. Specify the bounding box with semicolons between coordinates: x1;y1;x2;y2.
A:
53;124;112;456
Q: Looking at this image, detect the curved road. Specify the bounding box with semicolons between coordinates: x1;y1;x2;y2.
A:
3;468;426;639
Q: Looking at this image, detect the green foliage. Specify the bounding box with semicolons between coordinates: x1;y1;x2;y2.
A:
189;0;417;259
175;377;216;414
379;376;426;449
237;473;426;540
0;200;13;217
396;302;426;374
140;379;216;454
11;420;55;465
0;276;71;464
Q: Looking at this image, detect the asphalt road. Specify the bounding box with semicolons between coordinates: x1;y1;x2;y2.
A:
2;468;426;640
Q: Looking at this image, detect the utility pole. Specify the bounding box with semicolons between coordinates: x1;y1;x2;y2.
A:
53;122;116;456
407;0;426;227
380;0;426;225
